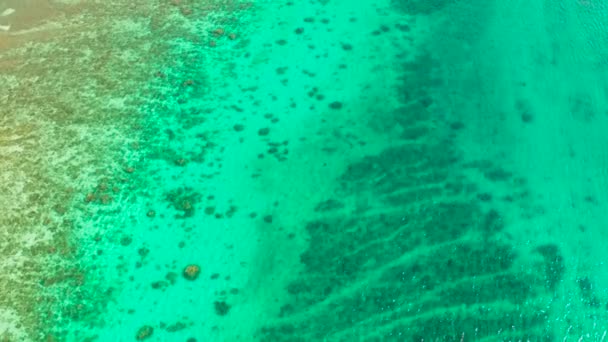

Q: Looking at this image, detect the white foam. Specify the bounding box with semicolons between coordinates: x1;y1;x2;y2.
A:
0;24;10;32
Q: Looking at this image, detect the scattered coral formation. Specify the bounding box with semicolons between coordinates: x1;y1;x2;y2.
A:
183;264;201;281
135;325;154;340
165;187;202;218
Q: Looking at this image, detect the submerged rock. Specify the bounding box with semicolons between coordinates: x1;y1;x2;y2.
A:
183;264;201;281
214;301;231;316
135;325;153;340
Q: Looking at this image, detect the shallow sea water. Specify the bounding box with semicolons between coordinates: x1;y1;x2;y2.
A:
2;0;608;341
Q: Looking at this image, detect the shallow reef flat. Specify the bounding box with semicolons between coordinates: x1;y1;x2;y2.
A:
0;0;253;340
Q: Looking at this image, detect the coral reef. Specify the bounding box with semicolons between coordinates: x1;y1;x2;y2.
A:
183;264;201;281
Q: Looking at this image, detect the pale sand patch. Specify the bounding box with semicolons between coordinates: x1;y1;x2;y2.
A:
0;0;63;31
0;0;112;51
0;308;29;340
0;1;68;50
0;8;15;16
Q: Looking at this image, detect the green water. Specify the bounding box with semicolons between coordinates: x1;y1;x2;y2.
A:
1;0;608;340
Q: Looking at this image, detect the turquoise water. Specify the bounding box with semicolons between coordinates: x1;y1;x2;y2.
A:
2;0;608;340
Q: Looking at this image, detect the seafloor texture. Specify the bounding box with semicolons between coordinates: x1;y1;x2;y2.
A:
2;0;608;341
